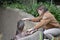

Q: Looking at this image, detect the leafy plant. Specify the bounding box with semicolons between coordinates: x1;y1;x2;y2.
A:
1;2;60;23
43;2;60;23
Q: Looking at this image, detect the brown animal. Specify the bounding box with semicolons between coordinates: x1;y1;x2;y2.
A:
22;5;60;40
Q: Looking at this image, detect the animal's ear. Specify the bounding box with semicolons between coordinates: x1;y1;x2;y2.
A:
17;20;25;27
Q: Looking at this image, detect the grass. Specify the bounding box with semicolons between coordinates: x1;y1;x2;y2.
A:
39;32;43;40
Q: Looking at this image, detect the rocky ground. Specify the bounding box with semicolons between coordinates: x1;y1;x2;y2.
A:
0;7;43;40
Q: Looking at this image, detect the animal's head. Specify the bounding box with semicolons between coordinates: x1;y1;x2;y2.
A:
17;20;25;32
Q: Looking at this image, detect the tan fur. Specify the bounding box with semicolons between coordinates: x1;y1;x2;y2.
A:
30;11;60;29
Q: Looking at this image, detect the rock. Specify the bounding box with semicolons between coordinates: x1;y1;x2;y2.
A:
0;7;42;40
18;31;42;40
0;8;20;40
0;33;3;40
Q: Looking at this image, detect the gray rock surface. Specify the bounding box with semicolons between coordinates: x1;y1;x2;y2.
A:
18;31;42;40
0;7;42;40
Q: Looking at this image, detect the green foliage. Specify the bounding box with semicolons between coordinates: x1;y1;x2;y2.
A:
24;3;39;17
24;2;60;23
43;2;60;23
1;2;60;23
6;3;39;17
21;2;60;23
